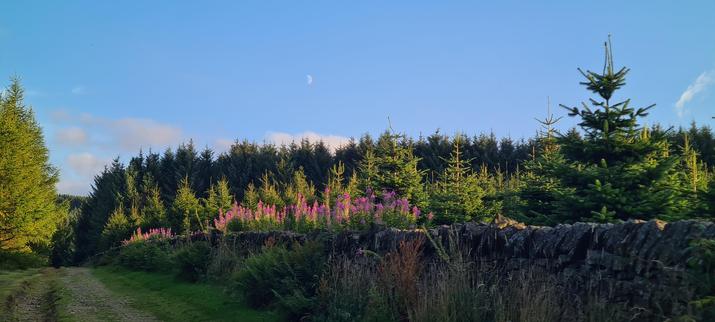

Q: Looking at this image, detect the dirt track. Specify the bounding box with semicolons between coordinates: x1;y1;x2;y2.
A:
3;267;157;322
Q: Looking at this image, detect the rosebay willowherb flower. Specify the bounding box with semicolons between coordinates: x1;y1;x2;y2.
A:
213;190;432;233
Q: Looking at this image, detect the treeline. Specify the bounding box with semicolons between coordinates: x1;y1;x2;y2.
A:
66;126;715;263
2;41;715;267
64;42;715;263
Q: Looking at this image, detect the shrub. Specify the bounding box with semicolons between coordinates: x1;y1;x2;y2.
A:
313;256;382;322
0;250;46;270
206;243;242;282
687;238;715;320
115;241;173;272
233;241;326;320
173;241;212;282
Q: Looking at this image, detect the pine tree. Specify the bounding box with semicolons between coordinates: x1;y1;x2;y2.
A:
666;134;711;219
703;175;715;217
101;203;132;249
193;147;215;199
0;78;63;251
125;166;142;227
428;135;490;224
171;177;201;233
282;168;316;205
203;177;233;220
515;101;574;225
74;159;126;260
141;180;167;229
555;38;679;222
357;130;427;207
159;148;177;203
257;172;284;207
242;182;259;209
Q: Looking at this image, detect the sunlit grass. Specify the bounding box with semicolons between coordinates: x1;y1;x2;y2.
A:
92;267;280;322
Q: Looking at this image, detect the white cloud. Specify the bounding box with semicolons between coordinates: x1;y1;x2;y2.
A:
50;110;184;152
265;131;350;152
56;179;91;196
50;109;72;123
67;153;110;178
71;85;86;95
214;138;235;152
112;118;183;150
676;70;713;117
56;127;88;146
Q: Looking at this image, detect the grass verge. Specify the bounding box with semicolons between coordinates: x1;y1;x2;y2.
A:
91;267;280;322
0;268;61;321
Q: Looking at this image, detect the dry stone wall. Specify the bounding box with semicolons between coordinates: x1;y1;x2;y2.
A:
216;219;714;316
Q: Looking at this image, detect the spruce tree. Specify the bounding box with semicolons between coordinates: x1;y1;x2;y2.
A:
170;177;201;233
0;78;63;251
282;168;316;205
515;103;574;225
203;177;233;220
242;182;259;209
556;38;679;222
704;175;715;217
74;159;126;260
357;130;427;207
101;203;132;249
141;180;167;229
428;135;490;224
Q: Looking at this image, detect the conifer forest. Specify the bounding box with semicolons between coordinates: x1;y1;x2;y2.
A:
1;3;714;321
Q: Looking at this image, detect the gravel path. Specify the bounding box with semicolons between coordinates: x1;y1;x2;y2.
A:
10;279;47;322
59;267;158;322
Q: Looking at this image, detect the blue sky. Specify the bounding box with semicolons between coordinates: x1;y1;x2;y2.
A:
1;1;714;195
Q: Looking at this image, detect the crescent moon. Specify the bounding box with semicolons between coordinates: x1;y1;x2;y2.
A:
306;74;313;86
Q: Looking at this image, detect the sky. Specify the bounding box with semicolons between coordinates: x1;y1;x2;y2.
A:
1;1;714;195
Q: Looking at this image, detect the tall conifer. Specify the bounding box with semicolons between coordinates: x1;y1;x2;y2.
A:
0;78;63;251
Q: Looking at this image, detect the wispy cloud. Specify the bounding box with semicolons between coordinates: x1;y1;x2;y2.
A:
56;179;91;196
67;152;110;178
58;152;111;195
50;110;184;151
71;85;87;95
56;127;89;146
112;118;183;150
50;111;185;195
265;131;351;152
676;70;713;117
213;138;235;152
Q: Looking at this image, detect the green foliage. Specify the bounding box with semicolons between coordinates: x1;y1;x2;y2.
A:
687;238;715;320
170;177;201;233
0;250;46;270
358;131;428;208
0;78;63;251
75;159;126;262
514;105;575;225
92;267;280;322
202;177;233;220
142;183;168;228
173;241;212;282
517;39;683;223
258;173;284;208
116;241;173;272
50;202;78;267
233;242;326;319
242;182;260;209
429;135;492;224
282;168;317;205
101;204;133;250
704;177;715;217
